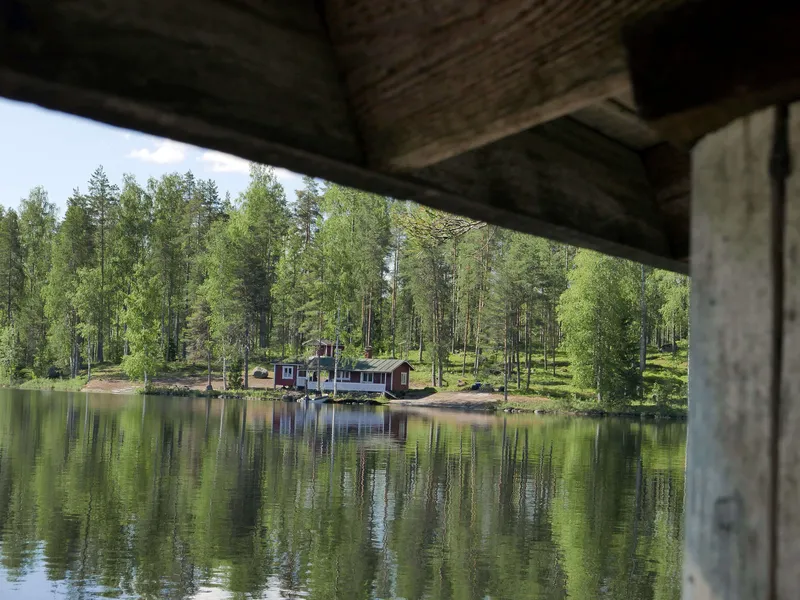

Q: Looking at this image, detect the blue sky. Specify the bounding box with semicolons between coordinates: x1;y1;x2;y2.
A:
0;98;305;217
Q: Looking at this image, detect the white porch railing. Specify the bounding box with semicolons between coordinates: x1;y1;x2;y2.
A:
302;380;386;393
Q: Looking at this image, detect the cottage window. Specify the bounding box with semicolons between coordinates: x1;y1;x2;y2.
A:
282;366;294;379
336;371;350;382
361;372;374;383
400;372;408;385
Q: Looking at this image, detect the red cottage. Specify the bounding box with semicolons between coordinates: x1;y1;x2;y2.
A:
272;344;413;394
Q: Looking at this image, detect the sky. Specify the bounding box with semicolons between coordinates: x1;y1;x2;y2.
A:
0;98;306;217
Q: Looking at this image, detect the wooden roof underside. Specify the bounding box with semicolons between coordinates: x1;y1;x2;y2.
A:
0;0;691;273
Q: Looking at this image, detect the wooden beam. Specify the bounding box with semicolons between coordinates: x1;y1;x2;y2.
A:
324;0;684;170
778;104;800;599
0;0;687;272
686;105;781;599
571;99;661;150
0;0;364;164
642;144;690;261
415;118;679;268
624;1;800;144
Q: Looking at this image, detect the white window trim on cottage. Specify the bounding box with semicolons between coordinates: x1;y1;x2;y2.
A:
282;366;294;380
400;372;408;385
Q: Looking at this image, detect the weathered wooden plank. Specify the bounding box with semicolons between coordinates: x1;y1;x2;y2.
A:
777;103;800;599
0;0;363;164
571;99;661;151
624;1;800;144
686;106;778;599
324;0;683;170
642;144;690;261
0;0;687;272
415;118;677;264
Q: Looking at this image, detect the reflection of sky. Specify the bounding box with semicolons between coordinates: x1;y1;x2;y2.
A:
1;561;304;599
1;550;69;599
194;574;303;599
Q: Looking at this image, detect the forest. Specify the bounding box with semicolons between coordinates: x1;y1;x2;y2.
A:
0;164;689;406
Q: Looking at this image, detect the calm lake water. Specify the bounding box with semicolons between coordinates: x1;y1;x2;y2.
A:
0;390;686;600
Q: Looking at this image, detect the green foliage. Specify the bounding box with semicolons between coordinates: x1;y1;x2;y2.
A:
121;260;163;381
3;165;688;399
558;250;642;406
0;324;23;382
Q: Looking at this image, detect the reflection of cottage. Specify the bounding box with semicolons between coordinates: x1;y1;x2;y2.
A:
272;341;413;393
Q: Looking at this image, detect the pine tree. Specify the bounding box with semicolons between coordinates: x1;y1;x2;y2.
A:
87;166;119;362
0;208;24;326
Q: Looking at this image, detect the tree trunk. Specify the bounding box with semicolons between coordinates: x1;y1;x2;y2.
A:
391;244;398;357
87;337;92;382
473;291;484;377
418;316;423;363
672;322;677;355
431;294;437;387
259;308;267;348
640;264;647;373
462;290;470;377
516;309;521;388
543;312;548;371
207;351;212;389
366;291;373;349
503;307;509;402
98;224;104;364
525;307;532;389
244;324;250;389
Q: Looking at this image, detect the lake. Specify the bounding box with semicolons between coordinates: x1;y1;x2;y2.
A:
0;390;686;599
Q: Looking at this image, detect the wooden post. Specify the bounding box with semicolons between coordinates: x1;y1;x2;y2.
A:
686;103;799;599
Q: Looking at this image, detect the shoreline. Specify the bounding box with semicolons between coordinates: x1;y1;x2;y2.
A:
5;377;688;420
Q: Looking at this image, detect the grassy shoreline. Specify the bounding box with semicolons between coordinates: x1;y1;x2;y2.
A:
1;380;687;419
2;343;688;420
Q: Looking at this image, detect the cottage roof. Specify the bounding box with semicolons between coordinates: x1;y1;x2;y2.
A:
307;356;413;373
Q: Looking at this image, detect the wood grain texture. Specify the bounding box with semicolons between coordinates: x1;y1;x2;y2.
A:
777;103;800;600
571;99;661;150
0;0;363;164
625;0;800;144
415;117;675;264
686;107;778;599
324;0;683;169
642;144;690;261
0;0;687;271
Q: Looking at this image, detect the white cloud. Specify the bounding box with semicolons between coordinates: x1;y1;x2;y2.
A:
128;140;187;164
123;132;131;140
199;150;250;174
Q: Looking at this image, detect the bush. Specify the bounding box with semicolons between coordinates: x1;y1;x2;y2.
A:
18;367;35;381
228;356;244;390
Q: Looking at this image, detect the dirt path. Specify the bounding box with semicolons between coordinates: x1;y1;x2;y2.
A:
390;391;549;410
